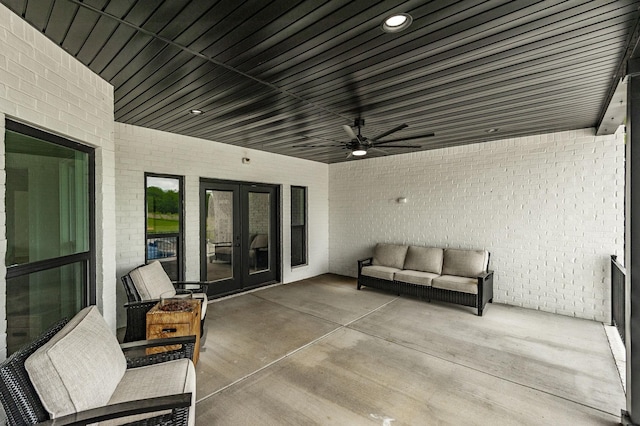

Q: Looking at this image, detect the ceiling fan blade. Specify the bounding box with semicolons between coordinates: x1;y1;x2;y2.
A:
343;125;358;140
371;124;408;141
374;132;435;144
292;144;343;148
300;134;344;144
370;147;389;154
373;144;421;149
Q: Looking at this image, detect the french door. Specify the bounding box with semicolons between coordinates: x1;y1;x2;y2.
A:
200;179;279;297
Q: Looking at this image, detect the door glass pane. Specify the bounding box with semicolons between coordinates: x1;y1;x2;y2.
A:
248;192;270;274
206;190;234;281
6;261;85;354
5;130;89;266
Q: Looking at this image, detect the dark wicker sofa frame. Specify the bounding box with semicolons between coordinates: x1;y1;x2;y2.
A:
0;317;196;426
357;256;494;316
121;266;209;343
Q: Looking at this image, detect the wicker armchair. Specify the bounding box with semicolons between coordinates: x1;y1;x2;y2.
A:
122;261;209;343
0;307;196;426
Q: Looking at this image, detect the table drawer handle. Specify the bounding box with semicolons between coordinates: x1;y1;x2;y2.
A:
162;328;178;333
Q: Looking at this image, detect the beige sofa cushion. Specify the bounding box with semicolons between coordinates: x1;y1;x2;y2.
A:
371;244;408;270
25;306;127;418
441;249;488;278
103;358;196;426
361;265;401;281
432;275;478;294
129;261;176;300
394;270;438;286
403;246;443;274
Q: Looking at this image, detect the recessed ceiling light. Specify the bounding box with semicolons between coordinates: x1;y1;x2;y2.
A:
486;128;500;133
189;109;203;115
382;13;413;33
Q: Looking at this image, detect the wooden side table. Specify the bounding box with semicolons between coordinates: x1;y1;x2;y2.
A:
146;298;201;365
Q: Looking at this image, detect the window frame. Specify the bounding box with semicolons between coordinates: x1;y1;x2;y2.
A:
144;172;185;281
4;119;96;306
290;185;308;267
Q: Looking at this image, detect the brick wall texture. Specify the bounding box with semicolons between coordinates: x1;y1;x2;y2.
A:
0;4;115;347
329;129;625;322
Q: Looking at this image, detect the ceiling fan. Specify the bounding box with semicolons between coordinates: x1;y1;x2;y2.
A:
294;118;435;158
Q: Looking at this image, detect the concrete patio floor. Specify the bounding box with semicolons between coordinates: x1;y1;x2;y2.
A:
194;274;624;425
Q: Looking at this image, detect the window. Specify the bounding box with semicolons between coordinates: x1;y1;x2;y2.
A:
5;120;95;355
291;186;307;266
145;174;184;281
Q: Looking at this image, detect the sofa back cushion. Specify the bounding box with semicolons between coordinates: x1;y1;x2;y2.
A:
371;244;409;269
442;249;489;278
129;261;176;300
25;306;127;418
403;246;444;274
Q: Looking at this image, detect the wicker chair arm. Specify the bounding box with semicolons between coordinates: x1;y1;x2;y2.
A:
122;336;196;367
38;393;191;425
120;335;196;352
173;282;209;293
124;300;158;310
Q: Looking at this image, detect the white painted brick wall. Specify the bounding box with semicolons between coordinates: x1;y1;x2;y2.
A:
0;4;116;352
329;129;625;322
114;123;329;327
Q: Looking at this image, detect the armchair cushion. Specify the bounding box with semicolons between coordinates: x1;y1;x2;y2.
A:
403;246;443;274
106;358;196;426
371;244;408;270
25;306;126;418
129;261;177;300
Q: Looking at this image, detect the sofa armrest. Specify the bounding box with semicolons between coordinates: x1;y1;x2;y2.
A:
477;270;494;281
39;393;192;425
357;257;373;275
477;270;494;316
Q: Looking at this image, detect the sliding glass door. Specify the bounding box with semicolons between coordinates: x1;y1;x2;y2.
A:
200;180;279;297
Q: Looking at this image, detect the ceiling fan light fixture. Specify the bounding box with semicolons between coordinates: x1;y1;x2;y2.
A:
382;13;413;33
352;143;368;156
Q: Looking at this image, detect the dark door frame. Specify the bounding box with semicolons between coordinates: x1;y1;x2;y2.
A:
199;178;281;297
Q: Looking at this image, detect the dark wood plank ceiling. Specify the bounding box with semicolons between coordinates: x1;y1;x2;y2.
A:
2;0;639;163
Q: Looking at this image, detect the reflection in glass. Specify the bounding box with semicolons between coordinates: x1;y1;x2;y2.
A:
5;130;89;266
248;192;270;274
6;262;85;354
206;190;234;281
146;176;181;280
146;176;180;234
